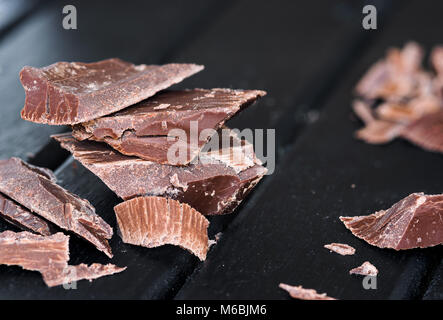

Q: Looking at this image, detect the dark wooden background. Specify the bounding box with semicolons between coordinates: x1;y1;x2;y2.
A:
0;0;441;300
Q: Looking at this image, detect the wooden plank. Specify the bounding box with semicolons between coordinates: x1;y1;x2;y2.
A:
175;0;443;300
422;260;443;300
0;0;387;299
0;0;40;36
0;0;217;166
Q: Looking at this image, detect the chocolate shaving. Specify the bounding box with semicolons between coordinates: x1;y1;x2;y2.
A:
349;261;378;276
0;231;125;287
72;88;266;165
20;59;203;125
400;110;443;153
53;131;267;215
353;43;443;153
0;158;113;257
114;196;209;261
324;243;356;256
0;193;52;236
279;283;336;300
340;193;443;250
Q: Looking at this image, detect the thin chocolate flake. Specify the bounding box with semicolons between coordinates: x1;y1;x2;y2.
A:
0;193;52;236
279;283;336;300
340;193;443;250
352;100;405;144
356;42;424;101
0;231;125;287
0;158;113;257
349;261;378;276
324;243;356;256
114;196;210;261
20;59;203;125
353;43;443;153
72;88;266;165
53;130;267;215
400;110;443;153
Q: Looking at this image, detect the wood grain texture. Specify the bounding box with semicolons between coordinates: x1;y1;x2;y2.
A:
175;0;443;300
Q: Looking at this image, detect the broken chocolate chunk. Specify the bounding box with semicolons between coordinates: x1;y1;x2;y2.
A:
340;193;443;250
0;158;113;257
279;283;336;300
72;88;266;165
400;110;443;153
349;261;378;276
53;131;267;215
324;243;355;256
114;196;209;261
0;193;52;236
0;231;125;287
20;59;203;125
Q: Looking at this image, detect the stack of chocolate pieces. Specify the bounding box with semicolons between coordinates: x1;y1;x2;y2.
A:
353;42;443;153
18;58;267;263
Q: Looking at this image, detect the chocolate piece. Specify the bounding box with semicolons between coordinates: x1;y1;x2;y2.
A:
114;196;209;261
356;42;424;101
0;158;113;257
0;231;125;287
400;110;443;153
0;193;52;236
72;88;266;165
349;261;378;276
340;193;443;249
353;100;405;144
53;131;267;215
46;263;126;287
324;243;355;256
20;59;203;125
431;46;443;75
279;283;336;300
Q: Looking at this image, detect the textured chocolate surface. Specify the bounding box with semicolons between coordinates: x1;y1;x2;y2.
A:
0;231;125;287
0;193;52;236
349;261;378;276
72;88;266;165
20;59;203;125
53;132;267;215
324;243;355;256
279;283;336;300
0;158;113;257
114;196;209;261
340;193;443;250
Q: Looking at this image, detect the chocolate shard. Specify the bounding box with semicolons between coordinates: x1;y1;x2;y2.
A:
72;88;266;165
324;243;356;256
0;158;113;257
355;42;424;101
114;196;209;261
20;59;203;125
44;263;127;287
53;130;267;215
349;261;378;276
0;193;52;236
340;193;443;250
400;110;443;153
279;283;336;300
352;100;405;144
0;231;125;287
